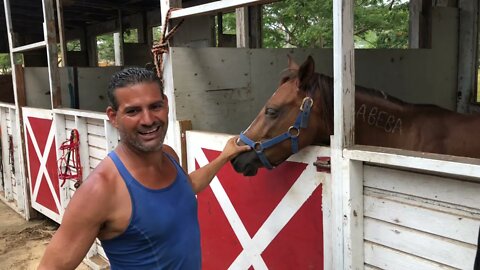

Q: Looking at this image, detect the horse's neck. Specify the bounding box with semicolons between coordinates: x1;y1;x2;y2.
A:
353;87;416;149
353;87;480;158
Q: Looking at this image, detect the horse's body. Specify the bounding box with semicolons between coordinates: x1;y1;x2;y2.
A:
232;56;480;176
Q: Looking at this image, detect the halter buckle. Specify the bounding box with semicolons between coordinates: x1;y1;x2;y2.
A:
253;142;264;152
300;97;314;111
288;126;300;138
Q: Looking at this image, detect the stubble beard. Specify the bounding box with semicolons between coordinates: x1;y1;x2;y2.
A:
119;126;166;153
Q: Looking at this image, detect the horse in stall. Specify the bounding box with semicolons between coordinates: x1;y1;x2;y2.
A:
231;55;480;176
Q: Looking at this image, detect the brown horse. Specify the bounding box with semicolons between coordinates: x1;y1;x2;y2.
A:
231;56;480;176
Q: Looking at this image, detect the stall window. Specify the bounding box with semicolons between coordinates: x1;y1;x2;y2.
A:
123;29;139;43
67;39;81;51
96;33;115;66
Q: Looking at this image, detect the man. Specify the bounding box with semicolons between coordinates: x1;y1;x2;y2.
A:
38;67;250;269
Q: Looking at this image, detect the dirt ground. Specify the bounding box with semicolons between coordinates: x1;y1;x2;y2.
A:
0;200;91;270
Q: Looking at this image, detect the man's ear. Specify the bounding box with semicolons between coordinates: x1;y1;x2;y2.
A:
106;106;118;127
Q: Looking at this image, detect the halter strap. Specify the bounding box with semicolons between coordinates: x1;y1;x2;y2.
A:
239;96;313;170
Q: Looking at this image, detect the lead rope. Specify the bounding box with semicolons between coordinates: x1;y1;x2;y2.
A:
151;8;185;84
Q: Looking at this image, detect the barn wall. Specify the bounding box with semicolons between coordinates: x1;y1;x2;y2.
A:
77;67;121;112
24;67;119;111
171;7;458;134
363;165;480;269
24;68;73;109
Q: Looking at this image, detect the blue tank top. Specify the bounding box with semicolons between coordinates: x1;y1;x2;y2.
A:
100;151;201;270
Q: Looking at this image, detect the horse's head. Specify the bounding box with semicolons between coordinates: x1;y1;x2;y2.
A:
231;56;333;176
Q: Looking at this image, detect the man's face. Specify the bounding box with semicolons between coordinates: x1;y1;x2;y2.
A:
107;82;168;153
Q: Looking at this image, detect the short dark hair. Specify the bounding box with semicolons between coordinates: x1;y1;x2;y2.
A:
107;67;163;110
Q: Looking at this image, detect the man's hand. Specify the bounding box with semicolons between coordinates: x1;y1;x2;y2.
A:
219;136;251;161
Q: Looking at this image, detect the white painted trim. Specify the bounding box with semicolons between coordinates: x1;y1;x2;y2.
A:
75;116;91;180
11;41;47;53
171;0;274;19
54;113;69;217
23;107;54;119
53;109;108;120
1;109;12;201
32;201;61;223
104;119;118;152
332;0;358;268
344;145;480;179
11;108;24;212
4;0;29;220
0;102;16;109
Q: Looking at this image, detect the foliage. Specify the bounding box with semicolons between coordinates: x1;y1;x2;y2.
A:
0;54;11;74
97;34;114;66
262;0;409;48
222;12;236;35
124;29;138;43
67;40;81;51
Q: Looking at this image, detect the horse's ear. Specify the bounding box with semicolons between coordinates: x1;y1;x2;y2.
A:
288;54;299;70
298;56;315;91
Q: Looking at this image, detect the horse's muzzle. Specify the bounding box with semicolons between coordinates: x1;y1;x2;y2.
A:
231;150;261;176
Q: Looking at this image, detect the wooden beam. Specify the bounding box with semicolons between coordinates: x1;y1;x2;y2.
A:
456;0;478;113
56;0;68;67
42;0;62;108
114;9;124;66
235;7;249;48
248;5;262;48
179;120;192;171
14;65;26;107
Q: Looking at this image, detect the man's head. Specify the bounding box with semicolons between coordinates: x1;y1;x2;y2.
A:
107;67;163;111
106;67;168;153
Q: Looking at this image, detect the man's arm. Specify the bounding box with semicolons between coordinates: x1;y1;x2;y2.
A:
189;136;250;193
38;173;112;270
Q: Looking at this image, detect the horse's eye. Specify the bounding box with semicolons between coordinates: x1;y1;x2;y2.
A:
265;108;278;118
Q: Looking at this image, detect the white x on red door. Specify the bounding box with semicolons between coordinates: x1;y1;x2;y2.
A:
23;108;62;223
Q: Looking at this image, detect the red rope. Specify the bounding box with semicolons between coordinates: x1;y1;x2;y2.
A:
151;8;184;84
58;129;83;188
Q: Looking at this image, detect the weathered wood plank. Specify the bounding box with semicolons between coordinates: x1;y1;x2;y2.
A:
87;122;105;137
364;194;480;245
364;218;477;269
364;165;480;209
88;146;107;161
364;241;455;270
87;134;106;149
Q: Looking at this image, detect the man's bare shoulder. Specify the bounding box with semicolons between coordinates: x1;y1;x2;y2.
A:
65;156;120;214
162;144;180;162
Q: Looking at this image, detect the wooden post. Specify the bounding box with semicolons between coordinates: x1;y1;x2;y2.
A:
56;0;68;67
42;0;62;108
3;0;32;219
236;7;249;48
332;0;364;269
160;0;182;154
178;120;192;171
456;0;478;113
114;9;124;66
14;65;26;107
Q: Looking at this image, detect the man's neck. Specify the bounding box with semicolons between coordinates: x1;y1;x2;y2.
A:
115;143;165;168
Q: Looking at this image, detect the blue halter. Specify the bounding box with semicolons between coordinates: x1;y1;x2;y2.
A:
239;96;314;169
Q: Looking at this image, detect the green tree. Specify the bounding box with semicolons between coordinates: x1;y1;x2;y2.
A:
262;0;409;49
0;54;11;74
97;34;114;66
